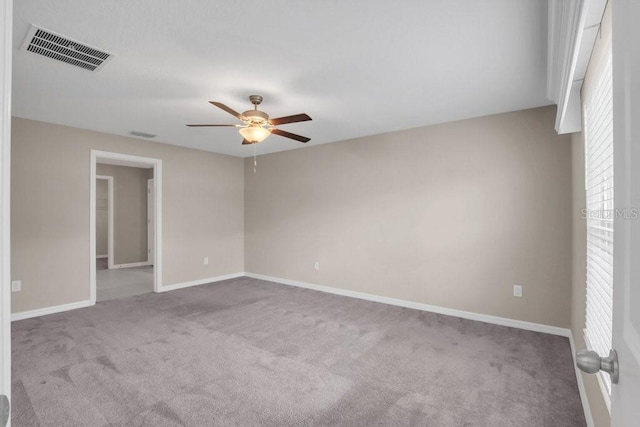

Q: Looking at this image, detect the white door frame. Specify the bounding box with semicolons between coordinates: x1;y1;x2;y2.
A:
0;0;12;421
90;151;163;304
95;175;114;269
147;178;154;265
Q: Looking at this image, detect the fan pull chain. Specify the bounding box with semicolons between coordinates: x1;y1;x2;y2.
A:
253;143;257;174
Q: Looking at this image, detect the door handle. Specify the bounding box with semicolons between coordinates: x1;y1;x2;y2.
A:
576;349;619;384
0;394;9;427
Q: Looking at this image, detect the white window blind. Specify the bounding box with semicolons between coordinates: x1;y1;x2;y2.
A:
583;46;614;393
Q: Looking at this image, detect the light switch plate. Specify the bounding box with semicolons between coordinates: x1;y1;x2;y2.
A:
12;280;22;292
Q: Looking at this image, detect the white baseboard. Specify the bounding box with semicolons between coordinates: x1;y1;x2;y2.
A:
111;261;152;269
10;272;243;320
11;299;93;322
96;254;108;259
569;332;595;427
244;272;571;338
161;272;245;292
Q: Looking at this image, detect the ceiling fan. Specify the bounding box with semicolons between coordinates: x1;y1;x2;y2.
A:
187;95;312;145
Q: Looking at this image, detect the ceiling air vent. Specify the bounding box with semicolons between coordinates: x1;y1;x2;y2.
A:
130;131;157;138
21;25;113;72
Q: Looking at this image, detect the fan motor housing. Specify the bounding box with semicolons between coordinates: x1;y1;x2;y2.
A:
242;109;269;124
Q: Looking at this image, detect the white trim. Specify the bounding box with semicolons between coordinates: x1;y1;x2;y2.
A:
154;160;162;292
96;255;108;259
547;0;608;134
90;154;96;302
11;300;92;322
595;364;612;413
111;261;152;269
9;272;241;321
584;330;612;413
547;0;587;133
569;332;595;427
147;178;154;264
244;273;571;337
160;272;244;293
95;175;114;269
0;0;12;412
91;150;163;303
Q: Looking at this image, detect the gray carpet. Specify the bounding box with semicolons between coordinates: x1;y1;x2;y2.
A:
12;277;586;426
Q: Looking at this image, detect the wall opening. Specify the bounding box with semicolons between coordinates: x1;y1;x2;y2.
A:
90;151;162;304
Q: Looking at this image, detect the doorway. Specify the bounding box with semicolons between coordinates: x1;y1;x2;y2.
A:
95;165;152;301
90;151;162;304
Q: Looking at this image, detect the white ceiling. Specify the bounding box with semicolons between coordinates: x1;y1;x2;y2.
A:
12;0;551;158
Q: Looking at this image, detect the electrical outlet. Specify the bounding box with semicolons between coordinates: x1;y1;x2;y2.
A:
203;257;209;265
12;280;22;292
513;285;523;297
314;261;320;271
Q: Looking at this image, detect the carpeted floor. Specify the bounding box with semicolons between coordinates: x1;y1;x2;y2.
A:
11;277;586;426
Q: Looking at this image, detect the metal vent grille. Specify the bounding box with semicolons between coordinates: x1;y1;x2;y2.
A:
21;25;113;72
130;131;157;138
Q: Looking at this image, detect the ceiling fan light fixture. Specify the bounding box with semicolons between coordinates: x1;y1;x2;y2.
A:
187;96;311;145
239;125;271;143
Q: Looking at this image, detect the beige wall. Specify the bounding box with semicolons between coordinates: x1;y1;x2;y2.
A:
96;179;108;256
245;106;573;328
11;117;244;313
97;164;149;265
12;108;576;329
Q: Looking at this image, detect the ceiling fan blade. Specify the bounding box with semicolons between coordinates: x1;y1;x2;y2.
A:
271;128;311;143
210;101;244;120
269;113;312;126
186;124;238;127
241;139;253;145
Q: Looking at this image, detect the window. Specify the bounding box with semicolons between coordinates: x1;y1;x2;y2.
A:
583;43;614;393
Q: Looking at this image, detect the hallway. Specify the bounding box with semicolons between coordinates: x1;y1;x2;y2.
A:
97;265;153;301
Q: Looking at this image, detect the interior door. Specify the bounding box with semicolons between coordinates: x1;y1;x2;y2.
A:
611;0;640;423
147;178;155;265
